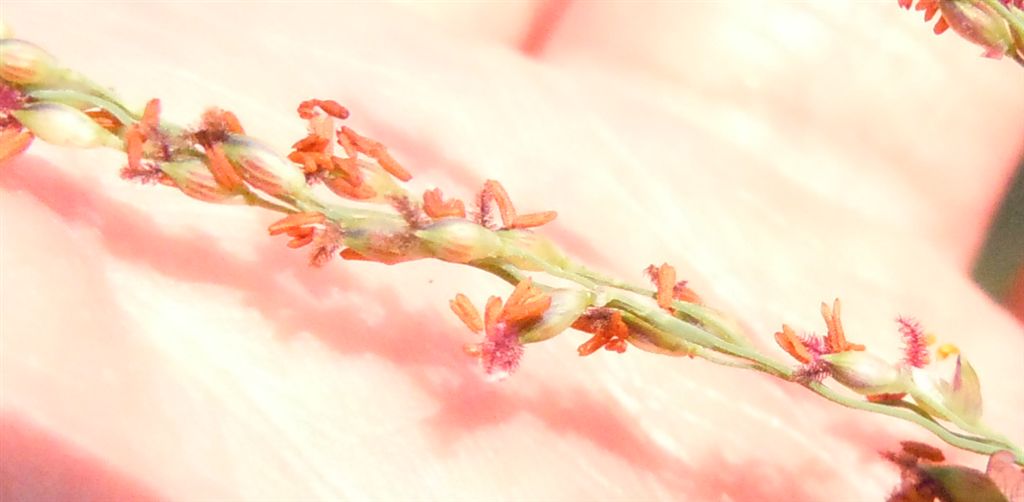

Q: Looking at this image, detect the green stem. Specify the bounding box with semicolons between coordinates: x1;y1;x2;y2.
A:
27;88;136;126
808;382;1024;464
574;265;754;348
977;0;1024;36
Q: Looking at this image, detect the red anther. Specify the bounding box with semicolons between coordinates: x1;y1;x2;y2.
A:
899;441;945;462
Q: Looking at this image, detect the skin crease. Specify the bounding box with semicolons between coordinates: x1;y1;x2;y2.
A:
1;2;1023;501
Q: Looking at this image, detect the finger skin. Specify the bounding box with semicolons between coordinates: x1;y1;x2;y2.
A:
543;2;1024;265
2;4;1022;501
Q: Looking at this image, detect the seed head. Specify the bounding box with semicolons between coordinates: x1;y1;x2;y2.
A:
0;39;57;85
12;102;120;149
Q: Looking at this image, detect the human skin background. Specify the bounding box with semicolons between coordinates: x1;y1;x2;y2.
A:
1;2;1023;500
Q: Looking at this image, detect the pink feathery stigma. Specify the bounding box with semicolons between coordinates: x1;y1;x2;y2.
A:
798;333;827;359
897;316;929;368
793;359;831;383
478;321;524;379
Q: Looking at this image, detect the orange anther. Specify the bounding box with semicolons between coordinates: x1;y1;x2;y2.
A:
316;100;349;120
301;154;320;174
503;278;541;313
267;211;326;235
372;149;412;182
340;248;371;261
287;229;315;248
483;180;516;229
604;338;628;353
141;99;161;131
577;333;610;356
325;173;376;200
125;124;144;171
607;312;629;338
503;293;551;325
204;142;245;191
297;99;320;120
0;128;33;163
450;293;484;334
575;310;629;356
511;211;557;229
656;263;676;310
83;108;121;131
220;110;245;134
287;151;306;164
866;393;907;403
331;156;363;184
821;299;864;353
484;296;504;337
339;126;383;156
774;325;813;364
336;130;358;159
292;134;329;153
423;188;466;219
673;282;702;304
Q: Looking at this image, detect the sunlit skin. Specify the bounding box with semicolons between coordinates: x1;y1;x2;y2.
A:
1;3;1023;501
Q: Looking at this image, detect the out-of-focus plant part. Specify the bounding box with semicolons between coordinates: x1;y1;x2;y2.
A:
1;15;1022;486
987;451;1024;501
898;0;1024;65
883;442;1021;501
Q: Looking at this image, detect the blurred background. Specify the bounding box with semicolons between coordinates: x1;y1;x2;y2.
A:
975;158;1024;322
